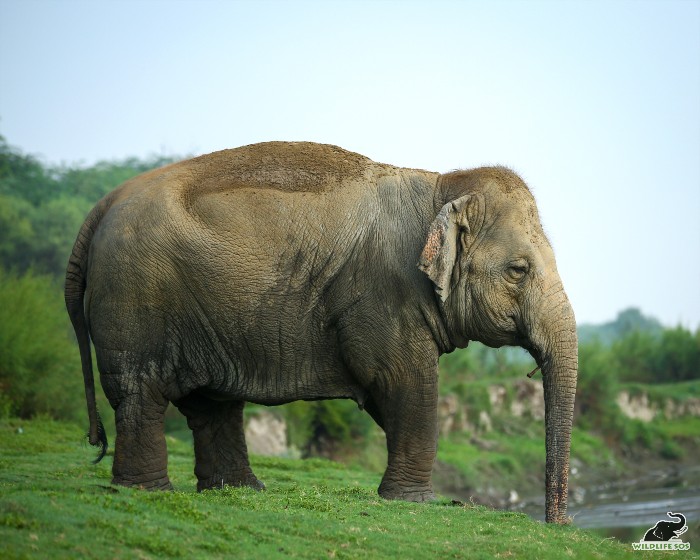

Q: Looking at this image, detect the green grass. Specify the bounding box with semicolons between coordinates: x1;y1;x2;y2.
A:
659;416;700;439
0;418;677;559
436;422;617;497
570;429;617;468
437;435;538;491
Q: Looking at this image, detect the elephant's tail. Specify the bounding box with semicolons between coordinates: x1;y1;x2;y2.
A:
65;198;110;464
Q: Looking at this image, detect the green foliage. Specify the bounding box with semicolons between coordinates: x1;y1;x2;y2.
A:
575;340;620;432
655;327;700;382
452;381;492;413
659;439;685;460
439;342;533;388
439;347;479;381
284;399;375;459
611;326;700;384
52;156;178;202
0;270;83;421
0;194;36;270
436;438;481;482
574;328;698;453
0;418;651;560
618;419;656;449
651;378;699;400
610;330;657;383
0;136;54;205
0;134;178;276
570;428;615;467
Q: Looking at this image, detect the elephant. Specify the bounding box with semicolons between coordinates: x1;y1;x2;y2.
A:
65;141;578;523
642;512;688;541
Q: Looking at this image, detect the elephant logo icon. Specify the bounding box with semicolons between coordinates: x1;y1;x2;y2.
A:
641;512;688;542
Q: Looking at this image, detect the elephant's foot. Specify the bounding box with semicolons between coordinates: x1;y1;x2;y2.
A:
112;472;173;491
378;480;436;502
197;471;265;492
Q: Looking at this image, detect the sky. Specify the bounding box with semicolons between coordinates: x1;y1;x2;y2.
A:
1;0;699;329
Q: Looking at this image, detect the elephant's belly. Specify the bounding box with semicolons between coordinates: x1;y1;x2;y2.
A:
197;370;367;407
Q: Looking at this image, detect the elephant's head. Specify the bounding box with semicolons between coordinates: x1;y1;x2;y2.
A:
419;167;578;523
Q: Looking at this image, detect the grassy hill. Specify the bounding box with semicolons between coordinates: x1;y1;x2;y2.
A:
1;418;680;560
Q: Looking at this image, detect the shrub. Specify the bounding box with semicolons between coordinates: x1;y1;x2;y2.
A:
283;399;374;459
575;340;620;431
0;269;83;421
659;439;684;460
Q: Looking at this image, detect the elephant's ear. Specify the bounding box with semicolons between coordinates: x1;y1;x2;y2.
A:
418;193;483;301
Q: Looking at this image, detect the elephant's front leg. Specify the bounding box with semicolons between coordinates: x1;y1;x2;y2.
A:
374;376;438;502
174;394;264;492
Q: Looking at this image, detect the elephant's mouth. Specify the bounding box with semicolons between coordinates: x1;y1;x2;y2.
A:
524;344;545;369
497;321;540;364
508;319;545;367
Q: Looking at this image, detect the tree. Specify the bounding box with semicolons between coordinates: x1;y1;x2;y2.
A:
31;196;93;277
578;307;663;346
654;327;700;382
609;325;700;384
0;135;180;276
0;194;36;271
575;340;620;431
0;135;55;205
611;330;657;383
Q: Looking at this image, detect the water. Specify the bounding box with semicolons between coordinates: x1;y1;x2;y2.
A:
516;464;700;542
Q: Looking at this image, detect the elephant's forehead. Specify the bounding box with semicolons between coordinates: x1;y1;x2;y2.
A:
497;197;550;248
478;177;551;246
497;190;540;223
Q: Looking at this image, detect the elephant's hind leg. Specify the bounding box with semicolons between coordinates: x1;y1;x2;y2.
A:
174;394;264;492
111;388;172;490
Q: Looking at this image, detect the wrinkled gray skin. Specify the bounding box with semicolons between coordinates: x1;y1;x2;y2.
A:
65;142;577;523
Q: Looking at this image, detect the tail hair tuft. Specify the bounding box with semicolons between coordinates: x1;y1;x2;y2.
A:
87;410;108;464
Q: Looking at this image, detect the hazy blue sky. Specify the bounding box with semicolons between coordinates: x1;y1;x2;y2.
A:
1;0;699;328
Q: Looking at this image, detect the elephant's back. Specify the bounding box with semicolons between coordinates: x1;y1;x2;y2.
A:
102;142;433;215
180;141;384;200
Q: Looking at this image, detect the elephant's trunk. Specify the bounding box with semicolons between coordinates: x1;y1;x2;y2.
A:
668;512;687;530
530;294;578;523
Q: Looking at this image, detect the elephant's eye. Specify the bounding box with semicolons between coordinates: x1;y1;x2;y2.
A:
505;261;529;283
